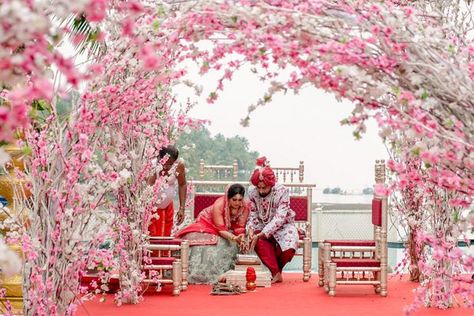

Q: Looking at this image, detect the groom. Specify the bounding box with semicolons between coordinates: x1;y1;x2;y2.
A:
246;157;298;283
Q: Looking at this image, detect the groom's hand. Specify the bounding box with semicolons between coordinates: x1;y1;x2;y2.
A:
249;232;263;251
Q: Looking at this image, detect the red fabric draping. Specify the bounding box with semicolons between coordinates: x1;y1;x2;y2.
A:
149;201;174;237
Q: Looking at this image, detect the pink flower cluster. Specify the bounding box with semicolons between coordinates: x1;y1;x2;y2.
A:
0;0;109;142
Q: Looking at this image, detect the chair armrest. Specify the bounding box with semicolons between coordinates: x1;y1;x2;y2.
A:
330;246;376;252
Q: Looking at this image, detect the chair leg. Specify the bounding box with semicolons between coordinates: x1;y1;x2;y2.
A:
318;243;324;286
373;271;381;293
380;264;387;297
172;260;182;296
181;240;189;290
328;263;336;296
323;243;331;292
303;237;311;282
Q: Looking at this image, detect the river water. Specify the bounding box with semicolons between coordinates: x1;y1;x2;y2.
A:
312;189;373;204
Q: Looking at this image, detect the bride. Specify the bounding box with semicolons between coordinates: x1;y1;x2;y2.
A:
175;183;250;284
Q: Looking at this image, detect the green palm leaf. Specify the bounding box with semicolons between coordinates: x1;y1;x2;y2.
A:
62;13;106;57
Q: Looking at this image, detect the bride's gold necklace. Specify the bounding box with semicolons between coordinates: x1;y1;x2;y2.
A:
230;207;242;221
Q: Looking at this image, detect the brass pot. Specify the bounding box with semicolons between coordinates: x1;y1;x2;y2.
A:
246;281;256;291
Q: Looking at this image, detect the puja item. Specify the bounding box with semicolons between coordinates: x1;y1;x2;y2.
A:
236;254;260;265
246;267;257;291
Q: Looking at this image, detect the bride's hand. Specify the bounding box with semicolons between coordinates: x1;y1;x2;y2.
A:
238;236;249;253
234;234;243;245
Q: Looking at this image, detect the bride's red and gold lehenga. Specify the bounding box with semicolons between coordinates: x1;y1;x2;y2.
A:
175;192;250;284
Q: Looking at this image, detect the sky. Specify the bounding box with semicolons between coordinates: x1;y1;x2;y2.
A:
176;66;389;192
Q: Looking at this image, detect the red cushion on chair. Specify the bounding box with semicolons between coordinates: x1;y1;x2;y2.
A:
332;258;380;267
149;238;182;245
324;239;376;247
84;275;119;285
372;198;382;226
194;194;222;218
290;196;308;221
147;257;176;265
80;274;120;292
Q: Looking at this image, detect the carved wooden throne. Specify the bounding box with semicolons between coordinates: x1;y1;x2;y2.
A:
143;238;190;296
319;160;388;296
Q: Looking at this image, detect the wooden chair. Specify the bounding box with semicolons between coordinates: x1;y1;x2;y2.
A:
320;160;388;296
317;203;379;286
142;237;189;295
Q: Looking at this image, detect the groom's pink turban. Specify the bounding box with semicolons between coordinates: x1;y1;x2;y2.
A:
250;156;276;187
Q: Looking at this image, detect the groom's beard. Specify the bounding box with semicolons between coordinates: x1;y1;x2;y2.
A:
258;189;271;198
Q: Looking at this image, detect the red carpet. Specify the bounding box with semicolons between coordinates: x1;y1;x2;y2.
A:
77;274;471;316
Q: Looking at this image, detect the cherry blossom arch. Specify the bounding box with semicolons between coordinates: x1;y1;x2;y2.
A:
161;0;473;312
0;0;472;315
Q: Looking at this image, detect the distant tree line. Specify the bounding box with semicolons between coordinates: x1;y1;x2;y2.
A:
323;187;342;194
176;127;259;181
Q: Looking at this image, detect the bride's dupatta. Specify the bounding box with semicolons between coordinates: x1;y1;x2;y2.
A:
176;185;250;246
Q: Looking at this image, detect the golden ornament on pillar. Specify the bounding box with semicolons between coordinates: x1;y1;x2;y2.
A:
0;245;24;312
0;245;22;297
0;177;30;217
0;273;23;297
0;144;31;221
0;143;27;312
3;144;25;171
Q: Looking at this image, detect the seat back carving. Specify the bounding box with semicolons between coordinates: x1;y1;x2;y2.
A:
199;159;238;181
272;161;305;183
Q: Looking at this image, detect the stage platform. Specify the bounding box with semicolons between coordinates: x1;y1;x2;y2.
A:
77;273;470;316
